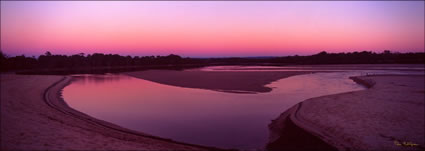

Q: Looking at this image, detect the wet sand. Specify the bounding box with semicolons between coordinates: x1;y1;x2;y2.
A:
2;69;423;150
0;74;215;150
2;70;311;150
126;70;311;93
268;75;424;150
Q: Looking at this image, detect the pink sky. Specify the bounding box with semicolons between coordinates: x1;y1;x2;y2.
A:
1;1;424;57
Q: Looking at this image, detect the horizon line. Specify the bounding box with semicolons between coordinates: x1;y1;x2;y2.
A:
2;50;424;59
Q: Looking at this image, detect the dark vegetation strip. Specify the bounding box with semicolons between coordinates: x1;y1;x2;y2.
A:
1;50;424;75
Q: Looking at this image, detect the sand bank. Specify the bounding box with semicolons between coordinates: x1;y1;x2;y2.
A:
268;75;424;150
126;70;311;93
0;74;216;150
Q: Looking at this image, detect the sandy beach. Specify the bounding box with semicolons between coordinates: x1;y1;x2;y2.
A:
2;70;424;150
0;74;215;150
268;75;424;150
126;70;311;93
2;70;312;150
1;0;423;149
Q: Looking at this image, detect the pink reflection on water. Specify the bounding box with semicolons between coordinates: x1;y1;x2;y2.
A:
62;72;366;149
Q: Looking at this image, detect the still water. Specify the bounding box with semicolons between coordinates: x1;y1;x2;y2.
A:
61;68;422;149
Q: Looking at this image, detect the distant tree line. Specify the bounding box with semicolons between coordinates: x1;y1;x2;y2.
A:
0;50;424;74
199;50;425;65
269;50;425;64
0;51;202;72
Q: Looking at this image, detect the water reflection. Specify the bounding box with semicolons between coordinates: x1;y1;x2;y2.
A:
61;69;422;150
196;65;425;72
71;74;132;84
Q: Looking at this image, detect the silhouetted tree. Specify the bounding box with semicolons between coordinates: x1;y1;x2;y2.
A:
0;50;424;74
0;50;7;71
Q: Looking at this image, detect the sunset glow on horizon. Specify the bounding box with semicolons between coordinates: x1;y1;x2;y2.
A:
1;1;424;57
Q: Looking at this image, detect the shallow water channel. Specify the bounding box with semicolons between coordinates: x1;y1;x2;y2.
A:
61;67;422;149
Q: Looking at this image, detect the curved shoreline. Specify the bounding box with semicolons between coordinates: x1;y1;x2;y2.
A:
3;72;422;150
267;75;424;150
267;76;376;150
58;71;375;150
45;76;222;150
125;70;312;93
0;74;222;150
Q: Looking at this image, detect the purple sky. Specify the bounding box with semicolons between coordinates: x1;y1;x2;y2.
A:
1;1;424;57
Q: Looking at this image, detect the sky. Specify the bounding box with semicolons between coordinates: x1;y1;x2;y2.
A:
1;1;424;57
